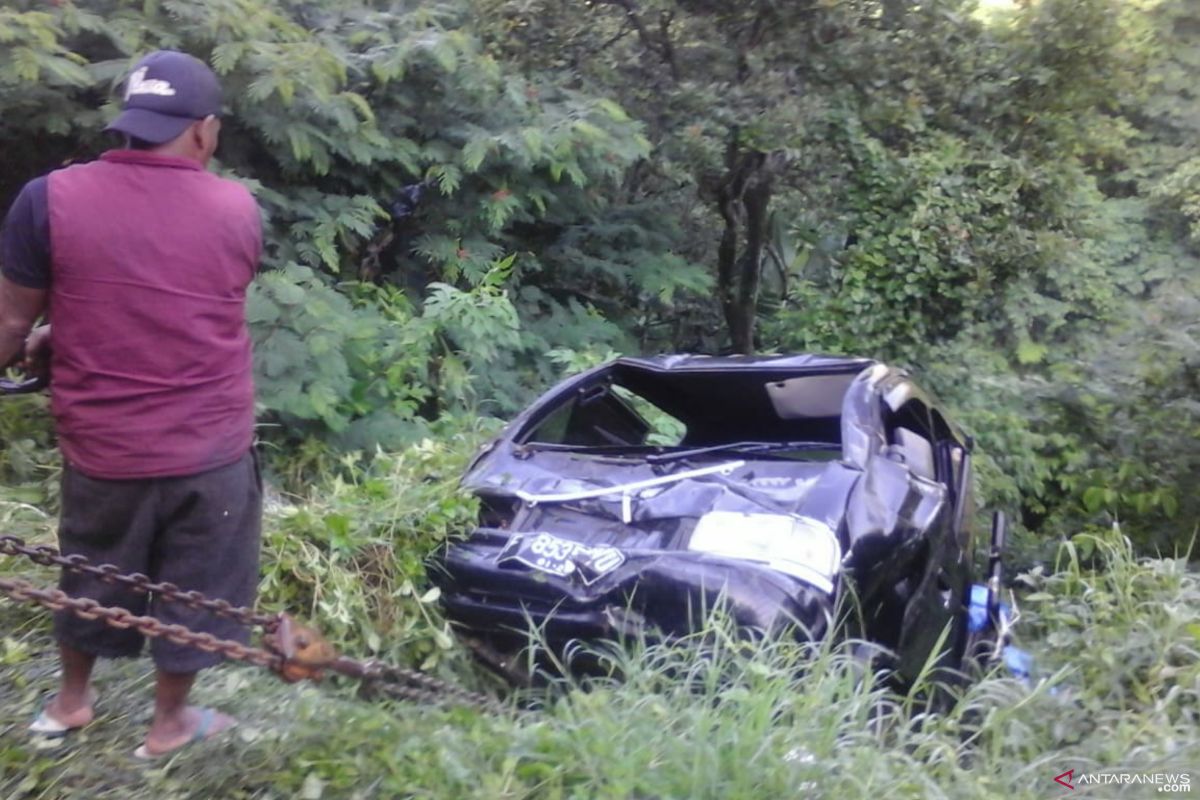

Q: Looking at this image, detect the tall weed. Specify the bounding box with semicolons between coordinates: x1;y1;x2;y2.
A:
258;430;487;670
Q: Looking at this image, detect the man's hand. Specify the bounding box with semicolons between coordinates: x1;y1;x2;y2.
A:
21;324;51;380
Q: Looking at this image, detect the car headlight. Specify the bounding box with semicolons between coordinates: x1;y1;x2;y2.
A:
688;511;841;594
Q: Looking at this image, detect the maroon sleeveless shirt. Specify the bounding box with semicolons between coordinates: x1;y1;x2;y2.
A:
46;150;260;478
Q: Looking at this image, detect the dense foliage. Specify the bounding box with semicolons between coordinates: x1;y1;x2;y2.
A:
3;6;1199;794
3;0;1200;549
474;0;1200;554
2;0;667;446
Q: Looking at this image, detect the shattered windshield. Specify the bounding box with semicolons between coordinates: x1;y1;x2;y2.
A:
517;366;855;462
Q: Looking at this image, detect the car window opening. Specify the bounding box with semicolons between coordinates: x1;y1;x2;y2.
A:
884;398;939;479
520;367;861;460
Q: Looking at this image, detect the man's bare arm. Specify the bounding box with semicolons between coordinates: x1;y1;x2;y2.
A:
0;276;46;368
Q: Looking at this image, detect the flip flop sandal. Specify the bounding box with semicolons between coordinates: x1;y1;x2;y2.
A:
133;708;226;760
29;707;76;738
29;694;95;738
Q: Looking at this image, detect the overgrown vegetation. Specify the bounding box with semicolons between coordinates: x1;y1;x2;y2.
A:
2;521;1197;798
6;0;1199;550
257;430;488;670
3;0;1200;795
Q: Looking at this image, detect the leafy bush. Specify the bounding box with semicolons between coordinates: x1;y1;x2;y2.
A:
248;258;521;447
0;0;675;441
0;393;58;510
258;430;488;669
1153;156;1200;248
4;0;1200;556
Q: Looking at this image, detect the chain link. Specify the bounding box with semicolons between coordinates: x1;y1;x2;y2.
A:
0;534;516;716
369;678;499;710
0;575;281;669
0;534;277;632
359;661;514;715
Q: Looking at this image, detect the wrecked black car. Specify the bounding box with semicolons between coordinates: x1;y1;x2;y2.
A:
431;354;1006;684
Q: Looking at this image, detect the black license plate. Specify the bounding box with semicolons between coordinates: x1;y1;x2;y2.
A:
497;532;626;585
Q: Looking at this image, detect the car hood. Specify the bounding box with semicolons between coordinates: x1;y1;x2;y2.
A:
465;452;860;554
435;452;857;644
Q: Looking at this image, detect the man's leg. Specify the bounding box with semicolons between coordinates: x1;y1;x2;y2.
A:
141;670;234;756
42;465;156;731
141;450;261;754
42;644;97;728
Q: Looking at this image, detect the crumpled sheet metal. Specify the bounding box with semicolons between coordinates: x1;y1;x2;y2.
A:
472;456;836;530
845;454;946;553
840;363;890;470
438;525;836;641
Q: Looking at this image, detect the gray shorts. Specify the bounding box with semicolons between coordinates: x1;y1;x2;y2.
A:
53;449;263;673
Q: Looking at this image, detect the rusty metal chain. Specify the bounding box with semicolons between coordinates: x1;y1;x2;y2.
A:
368;676;511;712
0;575;281;670
0;535;516;716
0;534;277;632
357;661;513;715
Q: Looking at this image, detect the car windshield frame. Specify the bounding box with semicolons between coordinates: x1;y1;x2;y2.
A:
513;360;870;457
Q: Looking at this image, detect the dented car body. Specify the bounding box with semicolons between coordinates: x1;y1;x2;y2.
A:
431;354;982;683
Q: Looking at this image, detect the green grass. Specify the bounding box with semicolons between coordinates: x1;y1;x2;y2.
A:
3;518;1198;799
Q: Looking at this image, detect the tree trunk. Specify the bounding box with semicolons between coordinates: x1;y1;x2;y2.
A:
715;138;782;354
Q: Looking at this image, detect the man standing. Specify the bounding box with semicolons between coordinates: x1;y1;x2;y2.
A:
0;50;262;758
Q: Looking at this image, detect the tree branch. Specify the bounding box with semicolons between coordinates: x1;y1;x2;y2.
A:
589;20;634;55
657;10;680;81
598;0;680;81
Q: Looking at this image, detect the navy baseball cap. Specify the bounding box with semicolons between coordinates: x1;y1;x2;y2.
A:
105;50;223;144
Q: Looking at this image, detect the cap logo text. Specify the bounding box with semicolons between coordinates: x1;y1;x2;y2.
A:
125;67;176;99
